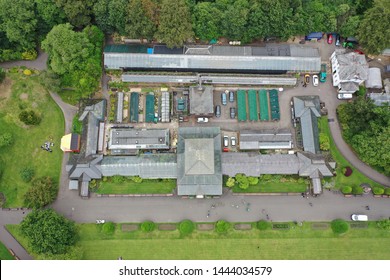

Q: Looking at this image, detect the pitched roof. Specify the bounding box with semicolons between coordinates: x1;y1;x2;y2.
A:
297;152;333;177
239;129;293;150
189;86;214;115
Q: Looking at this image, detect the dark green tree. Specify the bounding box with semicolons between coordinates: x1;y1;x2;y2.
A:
193;1;222;41
20;209;78;255
0;0;37;49
126;0;157;40
220;0;250;40
141;221;156;232
35;0;67;37
179;220;195;235
156;0;194;48
340;15;360;38
55;0;96;28
0;132;12;147
331;219;349;235
358;0;390;54
102;222;116;235
24;177;58;208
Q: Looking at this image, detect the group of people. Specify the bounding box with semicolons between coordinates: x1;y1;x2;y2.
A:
41;141;54;152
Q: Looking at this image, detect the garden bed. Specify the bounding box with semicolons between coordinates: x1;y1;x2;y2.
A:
197;223;214;231
234;224;252;230
121;224;139;232
158;224;177;231
311;223;329;230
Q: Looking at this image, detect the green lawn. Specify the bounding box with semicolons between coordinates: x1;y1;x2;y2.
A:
233;181;307;193
57;89;83;106
7;222;390;260
96;179;177;194
0;241;14;260
0;71;64;207
318;117;381;189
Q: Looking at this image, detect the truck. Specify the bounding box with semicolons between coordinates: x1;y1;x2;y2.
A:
320;64;327;82
305;32;323;41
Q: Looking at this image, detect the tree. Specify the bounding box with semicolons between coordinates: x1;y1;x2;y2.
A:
19;110;41;125
102;222;116;235
220;0;250;40
235;173;249;189
179;220;195;235
215;220;230;233
193;2;222;41
35;0;67;37
156;0;194;48
358;0;390;54
20;209;78;255
0;132;13;147
94;0;128;34
340;15;360;37
24;177;58;209
256;220;270;230
331;219;349;235
126;0;157;40
0;0;37;49
141;221;156;232
54;0;96;28
225;177;235;188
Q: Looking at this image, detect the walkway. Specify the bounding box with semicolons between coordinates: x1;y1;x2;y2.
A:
0;50;48;70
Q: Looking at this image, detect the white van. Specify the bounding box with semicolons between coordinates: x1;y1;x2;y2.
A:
351;214;368;221
337;93;353;100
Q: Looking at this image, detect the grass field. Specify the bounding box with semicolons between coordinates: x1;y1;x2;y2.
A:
233;181;307;193
96;179;176;194
0;71;64;207
0;241;14;260
8;222;390;260
318;117;382;189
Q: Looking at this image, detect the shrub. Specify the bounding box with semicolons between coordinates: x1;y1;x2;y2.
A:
0;67;5;83
376;219;390;230
23;69;32;76
248;176;259;185
215;220;230;233
343;166;353;177
19;110;41;125
130;176;143;183
372;186;385;195
20;167;35;182
179;220;195;235
341;186;352;194
352;186;364;195
384;188;390;196
102;222;116;235
235;173;249;189
0;133;13;147
256;220;270;230
225;177;235;187
102;176;108;182
331;219;349;234
262;174;272;181
21;49;38;60
319;133;330;151
89;180;98;191
112;175;125;183
141;221;155;232
24;176;57;209
357;85;366;97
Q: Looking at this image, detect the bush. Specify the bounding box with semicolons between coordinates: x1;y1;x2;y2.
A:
248;176;259;185
21;49;38;61
384;188;390;196
19;110;41;125
20;167;35;182
319;133;330;151
0;133;13;147
23;69;32;76
141;221;155;232
343;166;353;177
372;186;385;195
341;186;352;194
376;219;390;230
352;186;364;195
225;177;235;187
256;220;270;230
235;173;249;189
179;220;195;235
112;175;125;183
262;174;272;181
24;177;57;209
102;222;116;235
215;220;230;233
331;219;349;234
357;85;366;97
130;176;143;183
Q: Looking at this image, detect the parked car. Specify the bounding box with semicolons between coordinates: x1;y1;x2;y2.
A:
229;91;234;102
354;49;365;55
215;105;221;118
351;214;368;221
320;64;327;82
312;75;319;86
327;34;333;44
304;74;310;85
335;34;340;46
221;92;227;105
337;93;353;100
197;117;209;123
96;219;105;224
230;107;236;119
223;136;229;147
231;136;236;147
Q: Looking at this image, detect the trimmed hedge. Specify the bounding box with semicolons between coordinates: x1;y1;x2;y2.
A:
384;188;390;196
352;186;364;195
341;186;352;194
372;187;385;195
331;219;349;234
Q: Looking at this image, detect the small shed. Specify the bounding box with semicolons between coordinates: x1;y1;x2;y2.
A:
60;133;80;153
365;68;382;89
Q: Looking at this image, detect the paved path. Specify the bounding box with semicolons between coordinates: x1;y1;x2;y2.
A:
0;50;48;70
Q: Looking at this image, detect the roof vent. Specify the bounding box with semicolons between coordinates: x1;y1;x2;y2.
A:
135;140;138;144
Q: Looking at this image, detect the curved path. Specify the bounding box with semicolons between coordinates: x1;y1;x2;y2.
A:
0;50;48;70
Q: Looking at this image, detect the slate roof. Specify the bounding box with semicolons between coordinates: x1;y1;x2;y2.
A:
67;155;103;181
297;152;334;178
108;128;170;150
177;127;222;196
189;86;214;115
239;129;293;150
293;96;321;154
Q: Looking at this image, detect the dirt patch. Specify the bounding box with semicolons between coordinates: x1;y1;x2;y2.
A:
234;224;252;230
158;224;177;231
19;93;28;100
121;224;139;232
311;223;329;230
197;223;215;231
0;77;12;102
31;102;38;108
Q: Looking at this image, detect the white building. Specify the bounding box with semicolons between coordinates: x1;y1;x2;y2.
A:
330;49;369;94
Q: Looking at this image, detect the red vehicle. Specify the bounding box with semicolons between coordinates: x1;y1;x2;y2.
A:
327;34;333;44
354;49;365;55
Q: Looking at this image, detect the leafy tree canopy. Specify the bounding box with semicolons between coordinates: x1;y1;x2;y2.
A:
54;0;96;28
126;0;157;40
24;176;58;209
20;209;78;255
